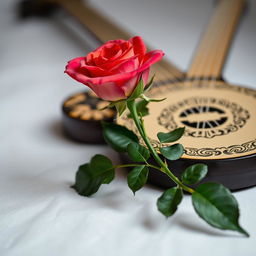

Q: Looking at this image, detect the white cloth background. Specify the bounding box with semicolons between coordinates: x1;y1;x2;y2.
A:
1;0;256;255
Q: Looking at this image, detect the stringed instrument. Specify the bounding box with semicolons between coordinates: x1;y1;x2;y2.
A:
29;0;256;190
117;0;256;190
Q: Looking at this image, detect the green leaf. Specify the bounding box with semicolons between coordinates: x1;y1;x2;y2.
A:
71;163;102;196
71;154;116;196
160;143;184;160
114;101;126;116
157;127;185;143
192;183;249;236
157;187;183;217
90;154;114;184
102;122;139;152
128;78;144;100
127;142;150;162
181;164;208;185
127;165;149;194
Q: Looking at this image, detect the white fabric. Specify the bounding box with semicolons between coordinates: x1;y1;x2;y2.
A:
1;0;256;255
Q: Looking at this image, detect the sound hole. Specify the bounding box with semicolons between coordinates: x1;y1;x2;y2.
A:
179;106;228;129
157;96;249;139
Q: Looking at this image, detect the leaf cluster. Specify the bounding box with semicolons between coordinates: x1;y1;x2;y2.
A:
157;163;248;236
71;89;249;236
157;127;185;161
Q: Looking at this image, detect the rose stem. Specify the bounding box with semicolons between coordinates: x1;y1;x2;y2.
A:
127;100;194;194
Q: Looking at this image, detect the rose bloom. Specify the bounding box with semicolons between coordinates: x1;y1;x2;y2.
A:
65;36;164;101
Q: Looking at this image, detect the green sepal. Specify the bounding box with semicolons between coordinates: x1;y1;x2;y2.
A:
157;187;183;217
160;143;184;161
181;163;208;185
157;127;185;143
114;101;127;116
147;97;166;102
128;78;144;100
127;165;149;194
127;142;150;162
102;122;139;152
192;182;249;237
141;94;166;103
144;75;155;92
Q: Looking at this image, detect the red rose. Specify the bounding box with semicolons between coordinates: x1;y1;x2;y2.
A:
65;36;164;101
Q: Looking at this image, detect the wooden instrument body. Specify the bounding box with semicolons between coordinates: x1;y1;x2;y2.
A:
118;80;256;190
119;80;256;161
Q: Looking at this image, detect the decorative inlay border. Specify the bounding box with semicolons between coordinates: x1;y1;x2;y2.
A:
185;139;256;157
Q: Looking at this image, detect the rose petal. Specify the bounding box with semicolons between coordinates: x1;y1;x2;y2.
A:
95;48;122;65
82;64;112;77
80;58;114;77
141;68;150;85
119;41;134;59
91;39;126;55
100;44;121;59
97;57;128;71
65;56;84;70
98;45;134;70
120;68;149;96
130;36;146;59
119;75;138;97
87;81;126;101
110;56;139;73
65;50;164;90
65;57;91;77
140;50;164;70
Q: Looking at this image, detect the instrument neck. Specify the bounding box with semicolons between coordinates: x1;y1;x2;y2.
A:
187;0;245;79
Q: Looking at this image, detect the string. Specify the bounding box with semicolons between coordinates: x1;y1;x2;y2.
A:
156;0;242;135
193;3;225;98
207;0;237;81
196;0;229;78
